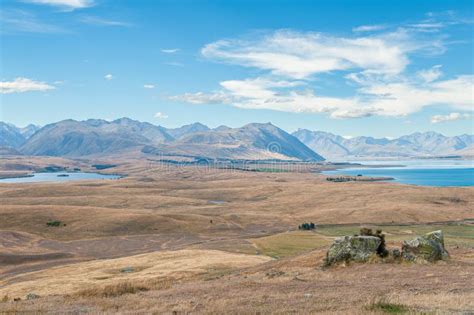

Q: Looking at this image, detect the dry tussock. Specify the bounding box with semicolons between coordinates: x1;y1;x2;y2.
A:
74;278;173;298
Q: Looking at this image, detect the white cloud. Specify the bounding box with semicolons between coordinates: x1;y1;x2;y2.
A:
0;9;65;33
352;24;387;32
357;75;474;115
201;29;432;79
431;112;472;124
171;75;474;118
417;65;442;82
154;112;168;119
173;20;473;119
161;48;180;54
22;0;94;9
165;62;184;67
80;16;130;27
144;84;155;89
0;77;55;94
170;91;233;104
104;74;113;80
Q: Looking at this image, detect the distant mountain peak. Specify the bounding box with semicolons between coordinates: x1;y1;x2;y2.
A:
293;129;473;160
164;122;210;139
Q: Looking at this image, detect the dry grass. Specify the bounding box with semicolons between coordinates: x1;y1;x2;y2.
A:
0;249;271;298
75;281;150;298
252;230;332;258
1;248;473;314
0;157;473;313
74;277;174;298
383;291;474;313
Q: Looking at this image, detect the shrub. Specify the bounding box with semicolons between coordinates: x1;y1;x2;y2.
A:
92;164;117;170
46;220;62;227
298;222;316;230
366;299;408;314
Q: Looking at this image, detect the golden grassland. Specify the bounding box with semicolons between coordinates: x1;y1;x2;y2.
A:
0;156;473;313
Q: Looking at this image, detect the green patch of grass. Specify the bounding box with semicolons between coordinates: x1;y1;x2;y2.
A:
367;301;408;314
46;220;63;227
252;231;331;258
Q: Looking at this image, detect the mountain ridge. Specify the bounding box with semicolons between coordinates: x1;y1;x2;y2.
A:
2;119;473;160
6;119;323;161
292;129;474;160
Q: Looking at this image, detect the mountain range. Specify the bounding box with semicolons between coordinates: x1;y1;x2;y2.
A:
0;123;41;148
292;129;474;160
1;119;472;161
0;119;323;161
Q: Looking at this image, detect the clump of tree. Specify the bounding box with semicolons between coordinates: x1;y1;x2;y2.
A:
358;228;388;257
92;164;117;170
298;222;316;230
46;220;64;227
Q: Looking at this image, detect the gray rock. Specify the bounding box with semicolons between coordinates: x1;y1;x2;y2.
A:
26;293;40;300
402;230;449;262
120;267;135;273
391;248;401;259
325;235;381;266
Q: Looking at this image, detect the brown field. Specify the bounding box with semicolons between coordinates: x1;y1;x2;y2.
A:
0;156;473;314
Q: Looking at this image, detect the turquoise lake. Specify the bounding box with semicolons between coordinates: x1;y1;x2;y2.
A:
0;172;121;183
323;160;474;187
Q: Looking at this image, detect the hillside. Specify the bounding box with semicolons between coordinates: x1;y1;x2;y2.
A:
20;118;173;157
163;122;210;139
147;123;324;161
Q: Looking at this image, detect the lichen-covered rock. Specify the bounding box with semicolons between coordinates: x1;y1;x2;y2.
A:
391;248;401;259
402;230;449;262
26;293;40;300
325;235;381;266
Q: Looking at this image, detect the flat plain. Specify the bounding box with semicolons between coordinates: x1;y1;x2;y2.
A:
0;156;473;314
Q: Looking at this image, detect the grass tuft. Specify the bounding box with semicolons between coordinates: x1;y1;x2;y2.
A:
75;282;149;298
74;279;173;298
366;299;409;314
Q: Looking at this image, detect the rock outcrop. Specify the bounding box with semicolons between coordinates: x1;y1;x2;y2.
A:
324;229;449;266
402;230;449;262
325;235;381;266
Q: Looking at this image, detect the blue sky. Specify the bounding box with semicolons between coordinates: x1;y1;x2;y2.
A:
0;0;473;137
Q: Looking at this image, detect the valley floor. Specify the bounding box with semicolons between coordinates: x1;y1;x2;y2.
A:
0;157;473;313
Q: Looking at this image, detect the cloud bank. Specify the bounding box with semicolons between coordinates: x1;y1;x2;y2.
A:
171;20;473;119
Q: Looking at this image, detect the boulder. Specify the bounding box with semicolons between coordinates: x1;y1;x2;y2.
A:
402;230;449;262
26;293;40;300
325;235;381;266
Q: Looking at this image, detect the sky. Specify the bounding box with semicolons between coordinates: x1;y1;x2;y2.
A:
0;0;473;137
